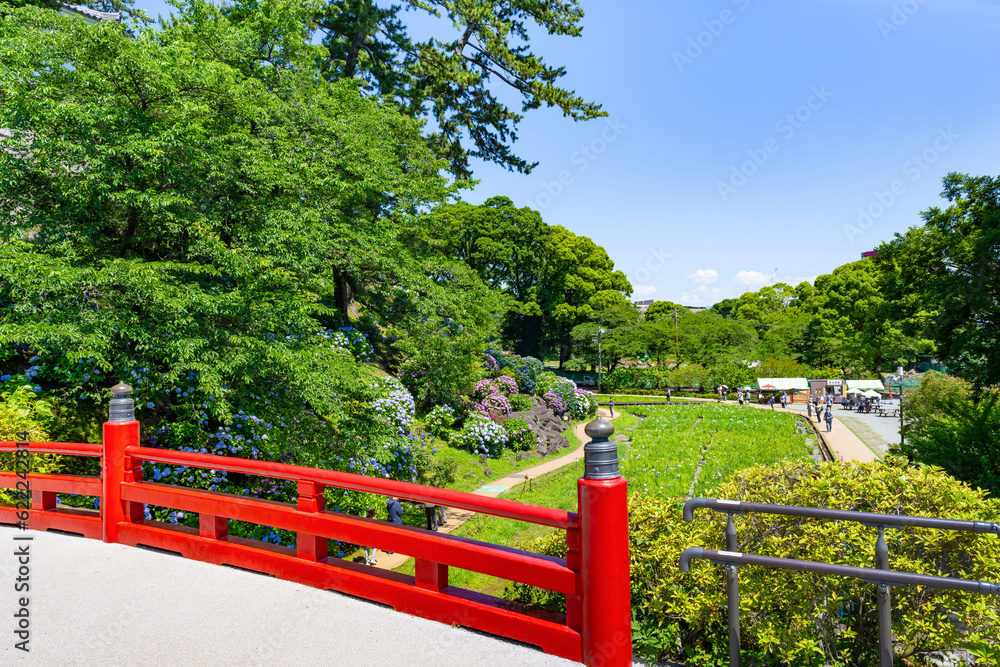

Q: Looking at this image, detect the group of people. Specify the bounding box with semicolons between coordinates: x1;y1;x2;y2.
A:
807;394;835;432
364;496;447;566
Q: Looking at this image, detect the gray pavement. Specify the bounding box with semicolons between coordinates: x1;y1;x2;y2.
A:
0;527;576;666
785;401;902;458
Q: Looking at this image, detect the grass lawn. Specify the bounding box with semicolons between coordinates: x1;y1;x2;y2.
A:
421;420;584;495
392;403;811;598
395;437;629;600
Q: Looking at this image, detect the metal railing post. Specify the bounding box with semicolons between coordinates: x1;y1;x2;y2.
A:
725;513;741;667
578;418;632;666
875;526;893;666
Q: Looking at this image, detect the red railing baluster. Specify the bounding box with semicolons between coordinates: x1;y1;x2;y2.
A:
200;514;229;539
296;480;327;562
415;558;449;592
31;489;57;512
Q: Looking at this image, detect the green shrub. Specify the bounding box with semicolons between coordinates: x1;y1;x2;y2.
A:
898;372;1000;495
503;418;537;451
0;389;62;504
508;458;1000;666
508;393;533;412
424;404;457;440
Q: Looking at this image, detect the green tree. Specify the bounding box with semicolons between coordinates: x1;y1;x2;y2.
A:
315;0;605;179
643;300;686;323
570;302;643;372
674;311;758;369
898;372;1000;495
537;226;632;366
0;0;479;472
798;261;924;374
430;196;548;355
877;173;1000;387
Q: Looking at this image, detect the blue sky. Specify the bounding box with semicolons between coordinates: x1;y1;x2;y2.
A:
136;0;1000;307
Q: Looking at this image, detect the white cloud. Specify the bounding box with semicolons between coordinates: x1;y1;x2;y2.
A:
733;270;769;291
687;269;718;285
633;285;657;298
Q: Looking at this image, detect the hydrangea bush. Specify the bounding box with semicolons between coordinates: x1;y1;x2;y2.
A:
472;393;511;421
370;376;415;436
485;349;544;393
425;404;456;440
494;375;519;396
320;327;374;363
503;418;537;452
455;415;509;458
542;391;566;416
545;376;597;419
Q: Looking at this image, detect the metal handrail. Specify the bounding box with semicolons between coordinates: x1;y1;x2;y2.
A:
682;498;1000;666
680;548;1000;596
683;497;1000;535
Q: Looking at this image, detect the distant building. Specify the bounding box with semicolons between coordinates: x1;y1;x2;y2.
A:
633;299;707;315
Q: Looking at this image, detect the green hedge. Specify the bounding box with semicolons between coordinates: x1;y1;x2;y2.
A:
508;458;1000;665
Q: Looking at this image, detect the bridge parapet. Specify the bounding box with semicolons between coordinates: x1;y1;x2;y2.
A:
1;382;632;665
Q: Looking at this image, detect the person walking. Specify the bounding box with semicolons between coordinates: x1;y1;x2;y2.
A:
780;392;788;409
825;408;834;432
816;402;823;423
767;395;775;410
807;401;813;419
666;387;672;402
363;507;378;565
385;495;403;555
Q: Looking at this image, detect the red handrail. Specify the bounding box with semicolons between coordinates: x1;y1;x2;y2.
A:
1;420;632;666
0;441;102;456
0;440;102;540
126;445;577;530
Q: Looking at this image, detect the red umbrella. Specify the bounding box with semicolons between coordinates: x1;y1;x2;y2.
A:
761;384;777;389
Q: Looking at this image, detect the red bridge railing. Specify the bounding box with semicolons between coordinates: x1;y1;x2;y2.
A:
0;384;631;666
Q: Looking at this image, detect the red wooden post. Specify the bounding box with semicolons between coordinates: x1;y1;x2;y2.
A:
296;481;327;562
102;382;139;543
31;490;57;512
415;558;449;592
578;419;632;667
200;514;229;539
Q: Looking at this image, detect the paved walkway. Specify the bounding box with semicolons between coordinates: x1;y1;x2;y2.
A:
0;527;575;666
374;410;616;571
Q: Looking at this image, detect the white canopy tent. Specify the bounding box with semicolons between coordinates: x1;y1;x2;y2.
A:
847;379;887;391
756;378;809;391
862;389;882;398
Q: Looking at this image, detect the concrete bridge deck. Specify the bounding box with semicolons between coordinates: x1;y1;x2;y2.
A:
1;527;575;666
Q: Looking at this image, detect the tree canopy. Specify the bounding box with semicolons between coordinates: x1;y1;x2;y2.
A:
0;0;496;467
315;0;605;178
876;173;1000;388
